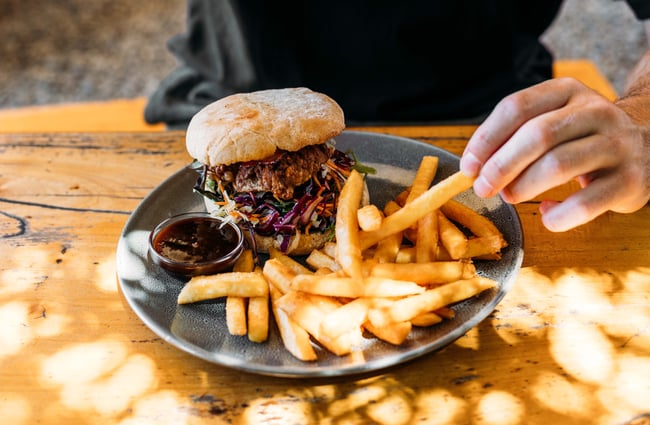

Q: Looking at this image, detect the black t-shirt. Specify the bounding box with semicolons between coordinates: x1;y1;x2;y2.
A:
234;1;561;123
144;1;645;126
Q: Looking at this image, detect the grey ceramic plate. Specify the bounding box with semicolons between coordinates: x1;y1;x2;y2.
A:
116;130;524;378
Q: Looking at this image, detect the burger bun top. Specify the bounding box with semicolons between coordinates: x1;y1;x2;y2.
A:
186;87;345;166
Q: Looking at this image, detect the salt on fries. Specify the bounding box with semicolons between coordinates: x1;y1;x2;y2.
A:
176;156;507;361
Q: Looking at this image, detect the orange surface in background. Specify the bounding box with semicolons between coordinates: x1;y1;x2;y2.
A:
0;60;617;133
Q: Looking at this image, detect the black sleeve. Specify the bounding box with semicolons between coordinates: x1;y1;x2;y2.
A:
144;0;258;128
624;0;650;20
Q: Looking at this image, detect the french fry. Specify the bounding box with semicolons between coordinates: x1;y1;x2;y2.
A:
373;233;402;263
357;204;383;231
383;200;402;216
474;252;503;261
314;267;335;275
410;312;443;327
395;246;416;263
438;213;506;259
440;199;507;258
464;235;506;259
325;329;364;356
396;244;453;263
262;258;297;295
359;171;475;250
407;156;440;256
441;199;507;242
364;320;411;345
322;241;338;259
178;272;269;304
306;249;341;272
290;274;425;298
335;169;365;280
320;297;372;339
367;276;498;327
435;244;453;261
268;247;313;275
369;261;476;285
373;203;401;263
247;294;269;343
437;210;468;259
234;248;255;272
269;283;317;361
394;188;410;206
275;291;339;329
290;274;362;298
276;291;360;356
434;306;456;319
416;210;438;263
362;277;426;297
226;249;254;336
225;297;247;336
405;155;439;204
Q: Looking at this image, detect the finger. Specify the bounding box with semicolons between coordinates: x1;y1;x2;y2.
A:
474;103;600;198
539;172;623;232
500;134;616;203
461;78;580;177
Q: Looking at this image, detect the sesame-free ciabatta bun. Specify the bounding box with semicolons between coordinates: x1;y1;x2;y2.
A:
186;87;345;166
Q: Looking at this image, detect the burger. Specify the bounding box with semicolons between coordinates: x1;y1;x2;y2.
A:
186;87;369;255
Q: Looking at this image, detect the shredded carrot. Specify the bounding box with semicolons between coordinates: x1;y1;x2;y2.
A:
333;176;343;193
313;173;323;188
326;159;351;177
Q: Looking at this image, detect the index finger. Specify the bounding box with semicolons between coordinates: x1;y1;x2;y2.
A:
460;78;577;178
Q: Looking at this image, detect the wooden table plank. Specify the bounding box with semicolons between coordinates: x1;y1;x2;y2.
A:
0;98;166;133
0;60;617;134
1;130;648;425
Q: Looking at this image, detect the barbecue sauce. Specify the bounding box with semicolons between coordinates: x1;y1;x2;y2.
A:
153;216;239;263
149;213;244;275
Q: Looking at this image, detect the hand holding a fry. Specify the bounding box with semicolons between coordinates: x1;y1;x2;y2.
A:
460;78;650;232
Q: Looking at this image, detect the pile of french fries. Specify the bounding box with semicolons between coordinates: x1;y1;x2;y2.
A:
176;156;508;361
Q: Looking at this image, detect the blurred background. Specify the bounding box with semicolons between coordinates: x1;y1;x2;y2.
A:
0;0;648;111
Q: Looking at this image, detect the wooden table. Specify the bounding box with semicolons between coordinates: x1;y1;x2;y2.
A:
1;127;649;425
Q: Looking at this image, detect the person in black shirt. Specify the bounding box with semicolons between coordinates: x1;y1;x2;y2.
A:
146;1;567;125
145;1;650;231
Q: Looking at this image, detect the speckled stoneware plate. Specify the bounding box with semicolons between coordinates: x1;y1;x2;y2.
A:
116;130;524;378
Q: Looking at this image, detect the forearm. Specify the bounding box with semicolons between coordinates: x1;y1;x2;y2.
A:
616;50;650;125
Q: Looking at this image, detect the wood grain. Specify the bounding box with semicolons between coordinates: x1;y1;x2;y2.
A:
1;129;648;425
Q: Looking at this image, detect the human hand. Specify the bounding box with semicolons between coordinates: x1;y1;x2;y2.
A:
460;78;650;232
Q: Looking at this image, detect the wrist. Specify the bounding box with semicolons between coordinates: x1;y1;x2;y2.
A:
615;95;650;126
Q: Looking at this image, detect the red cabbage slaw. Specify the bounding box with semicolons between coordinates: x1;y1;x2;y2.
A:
193;145;362;253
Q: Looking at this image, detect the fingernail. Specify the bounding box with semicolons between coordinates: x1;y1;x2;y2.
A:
460;151;481;177
473;176;494;198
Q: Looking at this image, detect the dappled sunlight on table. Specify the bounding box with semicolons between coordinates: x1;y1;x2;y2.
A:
531;371;593;417
476;391;525;425
0;393;30;425
1;237;649;424
40;340;156;415
1;128;648;424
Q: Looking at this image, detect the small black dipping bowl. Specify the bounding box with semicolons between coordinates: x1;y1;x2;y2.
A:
148;212;244;276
